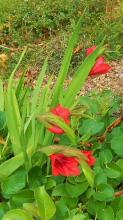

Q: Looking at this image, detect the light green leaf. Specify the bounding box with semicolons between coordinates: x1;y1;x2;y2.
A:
2;209;33;220
115;209;123;220
51;18;82;106
34;186;56;220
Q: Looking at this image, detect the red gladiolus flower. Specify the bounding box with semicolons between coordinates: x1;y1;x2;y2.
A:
49;151;96;177
86;46;111;76
81;150;96;166
49;154;80;176
48;104;70;134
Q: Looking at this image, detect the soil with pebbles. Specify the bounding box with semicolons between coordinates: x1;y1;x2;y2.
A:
22;59;123;98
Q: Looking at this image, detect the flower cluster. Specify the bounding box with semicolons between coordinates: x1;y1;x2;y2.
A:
47;46;111;176
48;104;95;176
86;46;111;76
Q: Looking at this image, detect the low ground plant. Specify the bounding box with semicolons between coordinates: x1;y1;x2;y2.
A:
0;0;122;77
0;19;122;220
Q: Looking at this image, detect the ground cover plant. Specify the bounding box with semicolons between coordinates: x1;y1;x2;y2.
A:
0;18;123;219
0;0;123;78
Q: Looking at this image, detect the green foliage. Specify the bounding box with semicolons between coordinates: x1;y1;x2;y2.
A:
0;19;122;219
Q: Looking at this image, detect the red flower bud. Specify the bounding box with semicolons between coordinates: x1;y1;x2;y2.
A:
86;46;111;76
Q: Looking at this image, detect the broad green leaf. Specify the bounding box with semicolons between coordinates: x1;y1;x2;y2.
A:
0;203;9;219
63;45;105;108
111;196;123;213
61;197;79;209
51;18;82;106
50;200;68;220
111;137;123;155
99;149;113;164
52;182;88;198
94;172;107;186
28;166;43;189
97;206;114;220
23;203;39;218
79;119;104;136
104;163;122;178
1;168;26;197
115;209;123;220
10;189;34;208
52;184;67;197
66;214;88;220
93;184;114;201
116;159;123;171
34;186;56;220
2;209;33;220
86;198;106;216
65;182;88;197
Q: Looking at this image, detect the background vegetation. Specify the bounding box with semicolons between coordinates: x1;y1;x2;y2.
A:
0;0;123;77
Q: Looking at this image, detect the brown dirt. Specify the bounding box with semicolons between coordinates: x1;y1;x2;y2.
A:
17;59;123;97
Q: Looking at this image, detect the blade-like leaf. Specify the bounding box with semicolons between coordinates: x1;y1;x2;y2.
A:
51;18;82;106
6;90;22;154
38;113;76;144
0;79;4;111
63;45;105;108
31;58;48;114
0;148;32;181
5;47;27;155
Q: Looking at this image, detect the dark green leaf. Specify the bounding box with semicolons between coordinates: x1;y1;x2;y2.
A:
79;119;104;136
1;168;26;197
104;163;122;178
111;137;123;155
93;184;114;201
10;189;34;208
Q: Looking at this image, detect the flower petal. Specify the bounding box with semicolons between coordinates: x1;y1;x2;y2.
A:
86;45;96;56
48;125;64;134
90;63;111;75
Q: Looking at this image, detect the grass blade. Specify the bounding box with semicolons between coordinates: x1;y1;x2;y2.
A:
51;18;82;106
63;45;105;108
0;79;4;111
